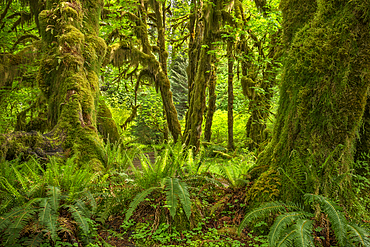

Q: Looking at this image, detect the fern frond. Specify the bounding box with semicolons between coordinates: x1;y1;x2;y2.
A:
125;187;159;221
47;186;61;214
2;201;38;244
0;176;22;198
219;164;236;187
276;227;297;247
83;191;97;216
24;232;43;247
68;204;89;236
12;164;29;191
39;197;51;225
238;201;303;235
347;222;370;247
305;194;347;246
74;199;91;219
165;177;178;218
293;219;314;247
174;180;191;219
269;212;308;246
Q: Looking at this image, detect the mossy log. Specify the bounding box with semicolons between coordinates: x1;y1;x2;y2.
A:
0;131;63;161
248;0;370;204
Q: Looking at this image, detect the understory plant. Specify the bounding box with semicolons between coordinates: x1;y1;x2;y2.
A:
125;143;192;221
0;156;99;245
238;194;370;247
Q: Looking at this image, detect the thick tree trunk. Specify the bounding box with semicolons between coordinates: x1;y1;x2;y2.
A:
248;0;370;205
37;0;108;167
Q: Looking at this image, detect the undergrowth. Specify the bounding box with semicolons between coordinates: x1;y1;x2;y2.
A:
1;142;369;246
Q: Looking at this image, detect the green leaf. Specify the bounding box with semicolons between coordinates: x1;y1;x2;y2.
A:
269;212;307;246
175;180;191;219
346;222;370;247
68;204;89;236
125;187;159;221
305;194;347;246
165;177;178;218
238;201;302;235
293;219;314;247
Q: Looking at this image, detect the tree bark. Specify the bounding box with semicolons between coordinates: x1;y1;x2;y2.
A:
37;0;108;167
248;0;370;205
183;0;224;152
204;64;217;143
227;41;235;151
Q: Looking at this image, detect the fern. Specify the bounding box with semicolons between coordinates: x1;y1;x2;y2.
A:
276;227;297;247
269;212;308;246
305;194;347;246
175;180;191;219
38;197;58;241
0;200;38;245
240;194;370;247
165;177;178;218
125;187;160;221
238;201;302;235
68;204;90;236
346;223;370;247
164;177;191;219
47;186;61;214
24;232;43;247
293;219;314;247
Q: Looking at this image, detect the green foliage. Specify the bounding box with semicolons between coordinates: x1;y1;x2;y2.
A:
216;158;254;188
169;55;188;119
207;110;249;147
132;87;166;144
239;194;370;247
0;157;99;245
125;177;191;222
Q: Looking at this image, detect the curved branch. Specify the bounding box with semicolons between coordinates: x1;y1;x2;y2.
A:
0;0;12;26
11;34;39;51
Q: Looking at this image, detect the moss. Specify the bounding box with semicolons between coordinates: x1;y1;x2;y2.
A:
59;25;84;47
252;0;370;204
97;99;120;144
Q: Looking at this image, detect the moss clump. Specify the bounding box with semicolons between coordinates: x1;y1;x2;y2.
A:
246;168;280;203
97;100;120;144
59;25;84;48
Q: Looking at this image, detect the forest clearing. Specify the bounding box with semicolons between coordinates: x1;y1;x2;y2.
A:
0;0;370;246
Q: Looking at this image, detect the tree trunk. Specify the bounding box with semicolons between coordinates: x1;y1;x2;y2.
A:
183;0;223;152
37;0;108;167
227;41;235;151
204;64;217;143
248;0;370;205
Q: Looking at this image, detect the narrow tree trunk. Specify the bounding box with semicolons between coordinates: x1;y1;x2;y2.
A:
183;0;222;152
227;41;235;151
204;64;217;143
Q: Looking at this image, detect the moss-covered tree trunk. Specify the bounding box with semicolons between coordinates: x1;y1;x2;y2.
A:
153;0;181;142
248;0;370;204
183;0;225;152
244;31;279;152
227;41;235;151
204;64;217;143
183;0;202;146
37;0;108;167
112;0;181;142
